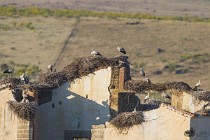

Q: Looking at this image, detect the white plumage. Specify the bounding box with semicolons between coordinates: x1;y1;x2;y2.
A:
19;73;29;84
144;92;150;103
91;49;102;57
140;67;145;77
195;80;201;87
48;65;53;72
193;80;201;91
161;93;171;100
117;47;126;54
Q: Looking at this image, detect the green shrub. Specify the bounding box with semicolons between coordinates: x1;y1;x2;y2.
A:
164;62;180;72
0;6;210;23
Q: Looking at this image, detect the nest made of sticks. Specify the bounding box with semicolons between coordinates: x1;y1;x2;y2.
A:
110;111;144;132
125;80;192;93
0;78;21;88
194;90;210;101
39;56;125;86
140;99;162;111
7;100;38;121
38;72;67;87
63;57;122;81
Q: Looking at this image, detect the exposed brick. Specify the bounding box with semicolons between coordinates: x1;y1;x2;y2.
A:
119;67;125;89
18;125;28;129
24;129;29;133
92;124;105;129
17;138;29;140
91;137;104;140
17;133;29;138
92;134;104;138
17;130;25;133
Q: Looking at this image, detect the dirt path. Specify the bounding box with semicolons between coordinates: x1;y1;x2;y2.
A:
53;18;80;69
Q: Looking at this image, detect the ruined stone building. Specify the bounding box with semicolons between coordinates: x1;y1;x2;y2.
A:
0;56;210;140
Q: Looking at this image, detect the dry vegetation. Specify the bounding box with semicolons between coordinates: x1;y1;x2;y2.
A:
1;0;210;17
0;17;77;70
110;111;144;132
7;100;38;121
0;6;210;89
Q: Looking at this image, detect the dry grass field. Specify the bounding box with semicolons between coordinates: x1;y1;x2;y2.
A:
0;17;76;69
1;15;210;89
1;0;210;17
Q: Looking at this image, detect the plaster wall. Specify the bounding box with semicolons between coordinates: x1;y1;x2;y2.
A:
0;88;17;140
103;105;191;140
34;67;112;140
182;92;208;113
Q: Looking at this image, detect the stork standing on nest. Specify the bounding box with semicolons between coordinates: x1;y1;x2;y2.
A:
144;92;150;103
117;47;126;55
19;73;29;84
133;101;139;112
161;92;171;101
3;68;15;78
193;80;201;91
140;67;145;77
91;49;102;57
202;102;210;110
47;65;54;72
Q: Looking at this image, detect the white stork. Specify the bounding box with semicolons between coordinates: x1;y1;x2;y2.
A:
91;49;102;57
3;68;15;78
47;65;54;72
144;92;150;103
193;80;201;90
19;73;29;84
117;47;126;55
161;93;171;101
3;68;15;74
140;67;145;77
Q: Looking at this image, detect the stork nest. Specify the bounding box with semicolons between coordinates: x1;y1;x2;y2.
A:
194;90;210;101
0;78;21;89
39;56;126;86
38;72;67;86
7;101;38;121
110;111;144;132
140;99;162;111
125;80;192;93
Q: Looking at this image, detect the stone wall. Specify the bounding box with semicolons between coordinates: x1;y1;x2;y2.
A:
0;88;31;140
91;124;105;140
17;120;31;140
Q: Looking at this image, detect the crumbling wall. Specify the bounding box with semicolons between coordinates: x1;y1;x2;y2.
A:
34;67;112;140
0;88;31;140
172;91;210;113
183;92;210;113
96;104;192;140
91;124;105;140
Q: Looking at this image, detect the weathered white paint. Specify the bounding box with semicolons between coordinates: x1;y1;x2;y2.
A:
182;92;208;113
0;88;18;140
104;105;191;140
35;67;112;140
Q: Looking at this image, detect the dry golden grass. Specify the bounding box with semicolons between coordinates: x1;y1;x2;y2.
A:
58;18;210;89
2;0;210;17
0;17;77;69
1;17;210;89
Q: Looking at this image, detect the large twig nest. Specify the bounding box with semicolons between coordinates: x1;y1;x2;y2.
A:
7;101;38;121
110;111;144;133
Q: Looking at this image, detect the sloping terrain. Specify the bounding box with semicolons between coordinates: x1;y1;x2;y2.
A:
1;0;210;17
0;17;76;69
0;16;210;89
